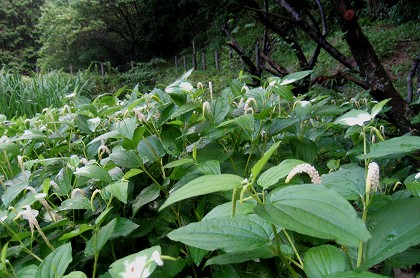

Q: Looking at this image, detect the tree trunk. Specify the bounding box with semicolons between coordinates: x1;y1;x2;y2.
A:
333;0;419;133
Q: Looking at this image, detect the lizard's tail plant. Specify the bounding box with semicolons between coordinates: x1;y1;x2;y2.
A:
357;161;380;267
285;163;322;184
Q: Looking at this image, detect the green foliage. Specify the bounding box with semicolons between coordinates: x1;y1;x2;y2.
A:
0;67;95;118
0;70;419;277
0;0;42;72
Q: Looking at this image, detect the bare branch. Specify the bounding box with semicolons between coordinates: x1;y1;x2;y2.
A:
407;53;420;103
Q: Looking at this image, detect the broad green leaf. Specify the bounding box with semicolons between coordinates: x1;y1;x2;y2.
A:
334;109;372;126
132;184;161;215
272;85;293;102
304;245;346;278
218;114;254;133
212;265;240;278
17;264;38;278
137;135;166;164
36;243;72;278
251;141;281;183
170;102;200;119
1;242;8;266
87;117;101;132
59;224;93;241
109;246;161;278
58;196;91;211
85;218;117;257
326;271;385;277
257;159;305;189
2;177;29;207
280;70;313;85
159;174;243;211
74;165;112;183
116;117;136;139
163;158;194;169
123;168;144;180
210;97;230;124
370;99;390;118
204;248;275;267
104;181;128;204
203;201;255;220
0;142;20;156
62;271;88;278
110;148;142;168
88;130;119;145
161;125;182;156
313;105;348;116
167;214;274;252
188;246;208;266
321;165;365;200
267;118;300;136
95;206;114;225
364;198;420;269
255;184;371;247
196;160;221;175
385;247;420;268
289;137;318;164
110;217;139;239
230;79;243;97
360;136;420;159
404;173;420;197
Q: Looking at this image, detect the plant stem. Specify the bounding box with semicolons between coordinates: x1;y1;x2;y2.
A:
283;229;303;269
272;225;299;278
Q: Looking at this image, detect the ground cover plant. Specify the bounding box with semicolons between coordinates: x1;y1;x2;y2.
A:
0;69;420;277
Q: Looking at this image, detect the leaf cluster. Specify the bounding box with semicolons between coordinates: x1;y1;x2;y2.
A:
0;70;419;277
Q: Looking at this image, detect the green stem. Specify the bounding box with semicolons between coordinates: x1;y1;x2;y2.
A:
282;229;303;269
272;225;299;278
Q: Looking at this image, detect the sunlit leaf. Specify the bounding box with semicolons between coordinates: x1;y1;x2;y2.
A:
280;70;313;85
257;159;304;189
168;214;274;252
364;197;420;269
254;184;370;247
304;245;346;278
251;141;281;183
36;243;72;278
116;117;137;139
159;174;243;211
74;165;112;183
334;109;372;126
360;136;420;159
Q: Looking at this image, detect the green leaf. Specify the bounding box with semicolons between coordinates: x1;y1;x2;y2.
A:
304;245;346;278
170;102;200;119
58;196;91;211
163;158;194;169
110;148;142;168
257;159;305;189
59;224;93;241
110;217;139;239
321;165;366;200
254;184;370;247
159;174;243;211
188;246;208;266
326;271;385;277
360;136;420;159
36;243;72;278
104;181;128;204
17;265;38;278
123;169;144;180
203;201;255;220
116;117;137;139
161;124;182;156
405;173;420;197
109;246;162;278
2;176;29;207
280;70;313;85
132;184;160;215
251;141;281;183
370;99;390;119
272;85;293;102
334;109;372;126
85;219;117;257
210;97;230;124
218;114;254;133
0;142;20;156
230;79;243;97
196;160;221;175
364;197;420;269
167;214;274;252
204;248;275;267
267;118;300;136
137;135;166;164
74;165;112;183
62;271;88;278
88;130;119;145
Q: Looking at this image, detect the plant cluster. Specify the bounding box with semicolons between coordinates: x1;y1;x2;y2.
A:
0;70;420;277
0;68;95;119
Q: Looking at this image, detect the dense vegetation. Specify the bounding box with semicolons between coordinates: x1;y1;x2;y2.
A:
1;69;420;277
1;0;420;277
